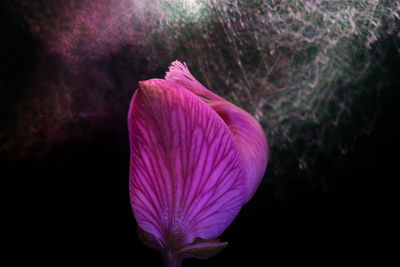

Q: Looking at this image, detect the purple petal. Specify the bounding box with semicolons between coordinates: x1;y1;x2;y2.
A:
128;79;245;249
209;102;268;203
166;61;269;203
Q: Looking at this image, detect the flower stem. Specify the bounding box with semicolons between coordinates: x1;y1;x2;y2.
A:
163;250;182;267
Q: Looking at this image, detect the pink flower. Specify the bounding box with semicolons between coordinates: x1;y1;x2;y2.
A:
128;61;268;266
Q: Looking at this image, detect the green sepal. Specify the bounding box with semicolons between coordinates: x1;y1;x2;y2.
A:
177;239;228;260
137;226;162;251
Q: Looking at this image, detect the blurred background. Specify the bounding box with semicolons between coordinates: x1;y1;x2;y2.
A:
2;0;399;265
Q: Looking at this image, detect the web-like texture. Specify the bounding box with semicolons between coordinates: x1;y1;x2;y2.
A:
136;0;400;185
2;0;399;189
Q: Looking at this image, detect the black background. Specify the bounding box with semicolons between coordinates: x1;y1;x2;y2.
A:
2;2;399;266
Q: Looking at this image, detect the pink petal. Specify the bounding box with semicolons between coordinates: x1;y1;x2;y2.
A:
166;61;269;203
209;102;268;203
128;79;245;249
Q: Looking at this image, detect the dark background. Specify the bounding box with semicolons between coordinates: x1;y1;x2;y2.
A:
2;1;399;266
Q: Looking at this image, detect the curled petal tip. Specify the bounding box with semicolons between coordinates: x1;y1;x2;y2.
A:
165;61;224;102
